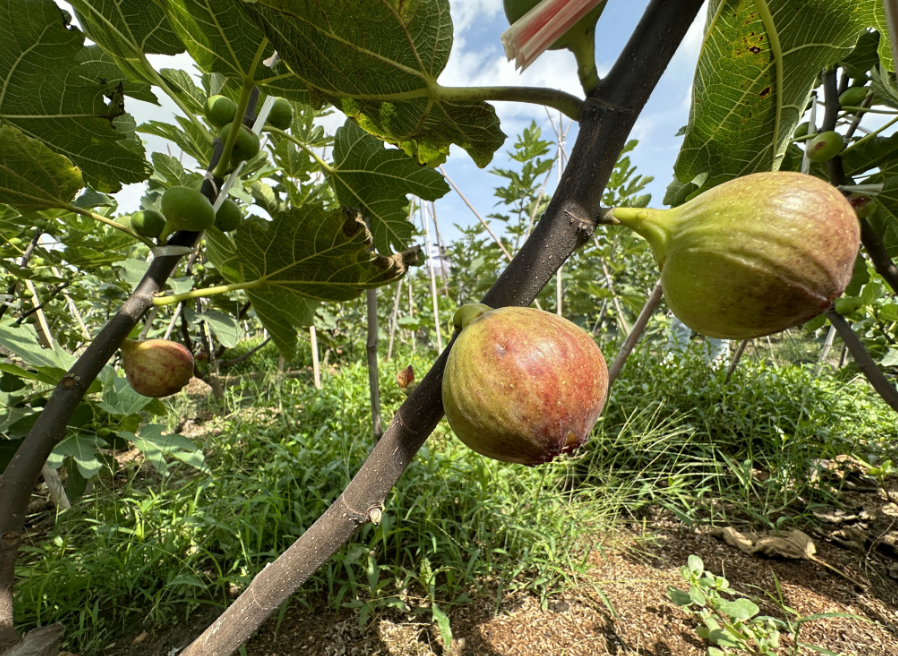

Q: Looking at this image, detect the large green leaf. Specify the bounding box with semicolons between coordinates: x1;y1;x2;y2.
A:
330;121;449;254
204;206;417;358
675;0;884;195
160;0;309;102
69;0;185;91
242;0;505;168
0;0;152;192
870;175;898;258
0;126;84;212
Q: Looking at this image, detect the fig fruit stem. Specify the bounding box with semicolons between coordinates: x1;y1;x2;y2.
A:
62;202;155;248
611;207;669;258
212;40;267;179
839;106;898;115
840;114;898;157
434;84;583;121
153;280;263;307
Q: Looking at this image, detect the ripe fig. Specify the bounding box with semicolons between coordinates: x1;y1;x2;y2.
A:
121;338;194;398
131;209;166;238
204;95;237;128
442;307;608;466
613;172;860;339
219;122;261;163
266;97;294;131
805;131;844;162
214;198;243;232
160;186;215;238
838;86;868;107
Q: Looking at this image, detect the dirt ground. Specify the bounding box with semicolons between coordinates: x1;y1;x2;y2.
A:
115;494;898;656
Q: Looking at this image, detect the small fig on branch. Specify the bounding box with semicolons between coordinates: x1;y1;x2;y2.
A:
442;307;608;466
204;95;237;128
159;186;216;239
220;122;261;163
613;172;860;339
266;97;294;131
121;339;194;398
131;210;166;238
214;198;243;232
805;131;844;162
847;194;874;219
793;122;809;139
838;86;868;107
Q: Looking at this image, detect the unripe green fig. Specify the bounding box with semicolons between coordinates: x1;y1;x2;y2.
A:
23;314;38;324
613;172;860;340
834;297;863;316
131;209;166;238
214;198;243;232
121;338;194;398
442;307;608;466
204;95;237;128
266;97;293;131
453;303;492;330
8;237;22;247
96;428;112;438
805;131;844;162
793;122;809;139
219;122;260;163
160;186;215;237
839;86;868;107
193;263;205;273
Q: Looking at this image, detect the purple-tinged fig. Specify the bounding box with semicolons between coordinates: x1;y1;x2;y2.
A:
805;131;844;162
121;339;194;398
442;307;608;466
613;172;860;339
847;194;874;219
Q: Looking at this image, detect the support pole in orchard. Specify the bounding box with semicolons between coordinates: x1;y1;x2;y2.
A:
607;280;664;388
815;324;838;376
310;326;321;389
725;339;750;384
366;288;383;440
180;2;705;653
421;202;443;352
408;273;416;355
430;202;450;298
386;278;404;362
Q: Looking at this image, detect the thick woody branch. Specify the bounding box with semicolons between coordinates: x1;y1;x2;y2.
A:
182;1;705;654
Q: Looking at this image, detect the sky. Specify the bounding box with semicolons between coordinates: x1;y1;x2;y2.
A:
60;0;710;246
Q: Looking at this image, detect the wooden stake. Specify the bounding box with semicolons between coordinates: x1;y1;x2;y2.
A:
607;281;663;388
310;325;321;389
386;278;404;361
421;203;443;352
366;289;383;440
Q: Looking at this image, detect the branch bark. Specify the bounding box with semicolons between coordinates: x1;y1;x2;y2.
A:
182;2;704;654
826;307;898;411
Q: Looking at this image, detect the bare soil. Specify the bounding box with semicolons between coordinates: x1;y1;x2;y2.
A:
110;490;898;656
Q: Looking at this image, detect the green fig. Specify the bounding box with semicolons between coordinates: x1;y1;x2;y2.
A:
131;209;166;238
219;122;261;163
834;297;863;316
214;198;243;232
204;95;237;129
160;186;215;238
121;339;194;398
805;131;844;162
793;122;809;139
266;97;293;131
613;172;860;340
442;307;608;466
452;303;493;330
838;86;868;107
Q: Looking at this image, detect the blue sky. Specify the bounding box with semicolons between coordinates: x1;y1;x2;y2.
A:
61;1;709;246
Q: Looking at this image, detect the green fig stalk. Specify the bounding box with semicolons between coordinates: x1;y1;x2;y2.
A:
613;172;860;340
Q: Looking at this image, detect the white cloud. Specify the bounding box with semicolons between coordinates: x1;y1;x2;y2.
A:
448;0;505;36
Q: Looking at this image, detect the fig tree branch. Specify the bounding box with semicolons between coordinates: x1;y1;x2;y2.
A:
13;282;70;325
820;69;898;296
434;85;583;121
826;307;898;412
181;1;705;654
62;203;154;247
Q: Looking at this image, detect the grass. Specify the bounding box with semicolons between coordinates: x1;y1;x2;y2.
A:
12;332;898;654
